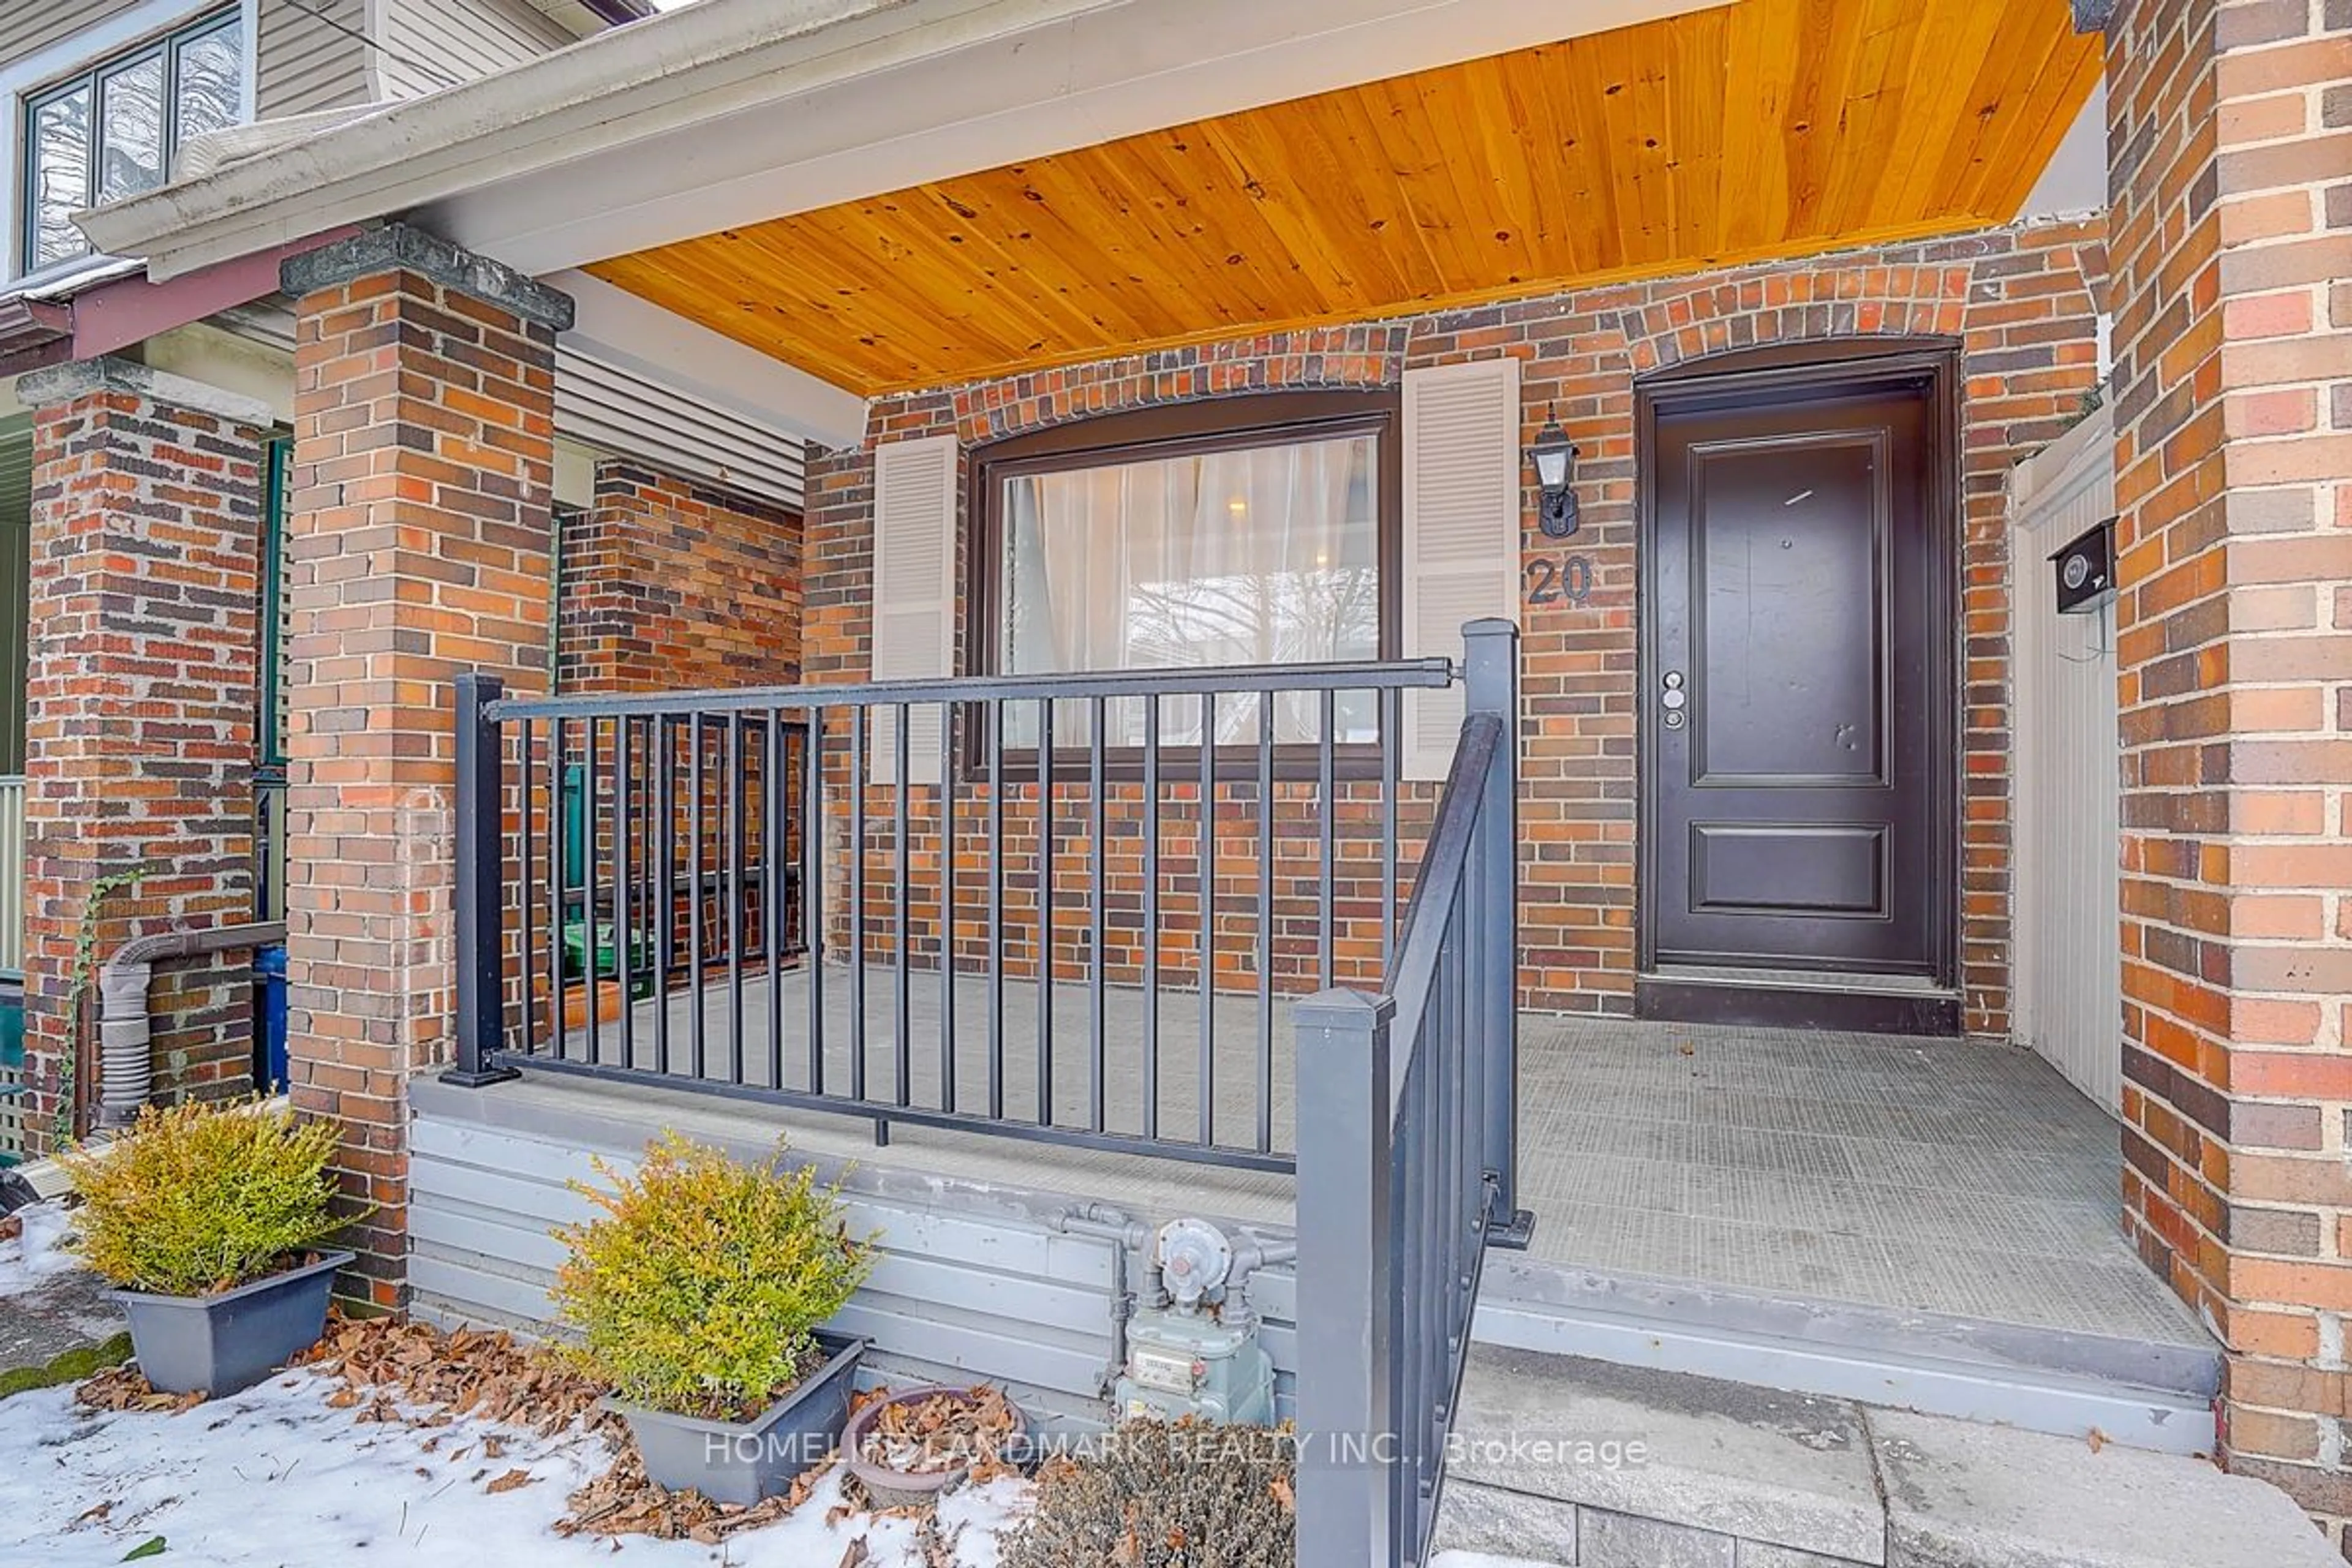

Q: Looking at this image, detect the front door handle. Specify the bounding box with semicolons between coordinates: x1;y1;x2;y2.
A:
1660;669;1687;729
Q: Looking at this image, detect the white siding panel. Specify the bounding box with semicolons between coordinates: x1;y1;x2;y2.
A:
553;345;809;511
0;1;146;71
1401;356;1521;780
407;1095;1306;1430
2008;407;2120;1116
372;0;567;98
256;0;368;117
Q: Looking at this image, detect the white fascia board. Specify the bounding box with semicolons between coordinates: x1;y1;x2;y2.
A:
552;269;867;450
83;0;1724;282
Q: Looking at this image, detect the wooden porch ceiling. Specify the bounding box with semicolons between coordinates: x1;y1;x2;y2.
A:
586;0;2100;398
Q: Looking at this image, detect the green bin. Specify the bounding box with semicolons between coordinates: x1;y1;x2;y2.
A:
564;920;657;1000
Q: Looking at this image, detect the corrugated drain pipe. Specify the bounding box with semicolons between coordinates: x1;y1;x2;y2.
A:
97;922;287;1128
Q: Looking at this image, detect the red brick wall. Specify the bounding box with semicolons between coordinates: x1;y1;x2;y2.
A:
281;230;567;1308
801;217;2106;1027
559;459;802;695
15;363;268;1151
2106;0;2352;1536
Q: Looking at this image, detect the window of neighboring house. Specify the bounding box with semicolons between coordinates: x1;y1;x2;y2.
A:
971;394;1400;758
20;7;246;274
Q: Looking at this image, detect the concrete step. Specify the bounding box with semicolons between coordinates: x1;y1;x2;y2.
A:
1474;1256;2220;1456
1430;1349;2332;1568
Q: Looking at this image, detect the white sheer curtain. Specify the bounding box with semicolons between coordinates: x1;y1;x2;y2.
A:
1000;433;1379;745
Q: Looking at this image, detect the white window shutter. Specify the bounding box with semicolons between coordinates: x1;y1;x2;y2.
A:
869;434;959;786
1401;356;1521;781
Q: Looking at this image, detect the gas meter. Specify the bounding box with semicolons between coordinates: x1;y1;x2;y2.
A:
1113;1218;1275;1427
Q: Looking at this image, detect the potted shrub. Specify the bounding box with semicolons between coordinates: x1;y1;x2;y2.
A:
61;1099;356;1397
554;1132;874;1506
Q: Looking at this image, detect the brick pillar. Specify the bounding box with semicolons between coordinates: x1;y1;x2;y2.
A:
2106;0;2352;1536
557;459;802;695
13;358;270;1153
278;226;571;1309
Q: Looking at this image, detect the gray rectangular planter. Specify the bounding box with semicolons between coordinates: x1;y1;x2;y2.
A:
111;1250;352;1397
605;1332;869;1507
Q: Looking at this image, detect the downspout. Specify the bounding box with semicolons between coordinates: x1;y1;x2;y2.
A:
97;922;286;1128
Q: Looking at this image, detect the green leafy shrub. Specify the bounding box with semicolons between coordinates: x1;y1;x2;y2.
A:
552;1133;873;1422
61;1100;351;1296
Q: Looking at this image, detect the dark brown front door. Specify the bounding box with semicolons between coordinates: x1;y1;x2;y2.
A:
1639;355;1956;1030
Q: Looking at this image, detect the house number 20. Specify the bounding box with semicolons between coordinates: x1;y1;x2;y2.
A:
1525;555;1593;606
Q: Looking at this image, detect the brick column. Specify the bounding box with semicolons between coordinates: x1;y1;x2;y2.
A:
14;358;270;1153
278;226;571;1309
2106;0;2352;1536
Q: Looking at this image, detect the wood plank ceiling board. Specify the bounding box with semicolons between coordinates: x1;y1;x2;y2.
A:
588;0;2102;397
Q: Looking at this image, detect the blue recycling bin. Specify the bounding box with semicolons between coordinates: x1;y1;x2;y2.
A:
254;944;289;1093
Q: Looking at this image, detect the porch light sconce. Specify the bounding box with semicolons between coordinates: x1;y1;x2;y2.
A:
1528;416;1580;539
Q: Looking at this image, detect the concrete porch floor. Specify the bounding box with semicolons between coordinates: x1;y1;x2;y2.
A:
532;966;2209;1351
1517;1016;2210;1348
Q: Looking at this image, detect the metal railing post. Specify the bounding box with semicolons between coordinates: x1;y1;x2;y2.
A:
1294;987;1397;1568
446;672;519;1088
1460;619;1530;1245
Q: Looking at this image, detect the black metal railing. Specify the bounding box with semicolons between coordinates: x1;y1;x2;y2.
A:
1294;618;1530;1568
447;647;1472;1172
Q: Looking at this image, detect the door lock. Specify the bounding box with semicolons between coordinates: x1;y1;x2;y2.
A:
1660;670;1687;729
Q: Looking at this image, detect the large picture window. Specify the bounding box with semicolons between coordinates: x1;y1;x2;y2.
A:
976;394;1399;755
20;9;246;275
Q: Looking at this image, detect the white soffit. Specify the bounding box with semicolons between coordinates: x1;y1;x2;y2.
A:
82;0;1727;282
2019;77;2107;222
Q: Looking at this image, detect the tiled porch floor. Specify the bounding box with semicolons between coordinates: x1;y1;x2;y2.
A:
533;972;2209;1348
1515;1016;2209;1346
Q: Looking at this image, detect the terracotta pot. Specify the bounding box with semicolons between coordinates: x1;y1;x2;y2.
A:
841;1384;1031;1509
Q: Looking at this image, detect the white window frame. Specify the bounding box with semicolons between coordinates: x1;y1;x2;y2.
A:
1;0;258;287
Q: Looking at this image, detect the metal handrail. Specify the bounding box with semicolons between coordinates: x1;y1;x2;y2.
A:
1294;617;1527;1568
484;656;1458;721
448;652;1466;1174
1382;714;1503;1086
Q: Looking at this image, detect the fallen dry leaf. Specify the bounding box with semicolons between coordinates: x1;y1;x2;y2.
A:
856;1385;1023;1485
74;1368;204;1416
486;1469;537;1494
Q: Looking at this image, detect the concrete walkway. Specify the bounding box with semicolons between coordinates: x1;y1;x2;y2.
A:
0;1202;126;1393
1434;1348;2332;1567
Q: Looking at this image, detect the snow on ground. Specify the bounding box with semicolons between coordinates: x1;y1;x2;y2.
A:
0;1200;80;1296
0;1365;1033;1567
